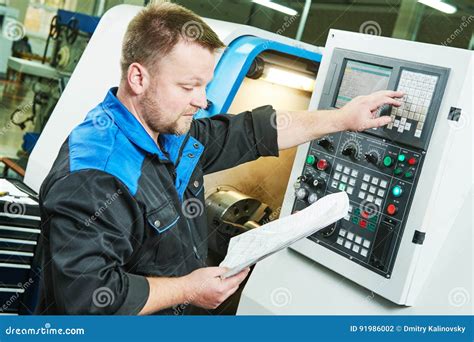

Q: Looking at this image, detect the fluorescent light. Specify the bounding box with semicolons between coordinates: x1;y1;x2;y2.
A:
260;64;315;92
418;0;457;14
252;0;298;16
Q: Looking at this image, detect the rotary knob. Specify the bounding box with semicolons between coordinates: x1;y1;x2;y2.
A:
365;152;380;166
317;138;334;151
342;143;359;160
295;187;308;200
312;177;326;189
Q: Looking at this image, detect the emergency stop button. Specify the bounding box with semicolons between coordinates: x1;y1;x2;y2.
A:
316;159;329;171
386;204;397;215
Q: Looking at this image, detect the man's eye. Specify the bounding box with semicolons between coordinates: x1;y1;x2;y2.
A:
182;86;194;91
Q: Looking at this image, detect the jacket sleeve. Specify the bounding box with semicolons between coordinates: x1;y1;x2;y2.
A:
190;105;279;175
39;169;149;315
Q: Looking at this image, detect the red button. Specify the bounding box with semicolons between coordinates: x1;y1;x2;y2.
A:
316;159;329;171
386;204;397;215
361;211;369;219
408;157;416;165
359;220;367;228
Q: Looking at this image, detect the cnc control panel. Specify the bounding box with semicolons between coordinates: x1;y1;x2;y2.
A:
291;49;449;278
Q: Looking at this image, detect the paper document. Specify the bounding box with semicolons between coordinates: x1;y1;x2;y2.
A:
219;191;349;278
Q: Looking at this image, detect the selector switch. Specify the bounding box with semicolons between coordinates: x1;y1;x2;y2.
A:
295;187;308;200
342;145;358;159
317;138;334;151
365;152;380;166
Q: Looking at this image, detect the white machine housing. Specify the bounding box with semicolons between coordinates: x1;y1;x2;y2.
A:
240;29;472;312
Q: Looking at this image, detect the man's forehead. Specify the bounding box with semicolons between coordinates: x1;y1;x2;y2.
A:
158;40;215;80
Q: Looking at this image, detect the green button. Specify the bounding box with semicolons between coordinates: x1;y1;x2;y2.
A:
306;155;316;165
404;171;413;179
338;183;346;191
351;216;359;224
394;168;403;175
392;185;403;197
368;223;376;231
354;208;361;216
398;154;406;162
369;215;378;223
383;156;393;167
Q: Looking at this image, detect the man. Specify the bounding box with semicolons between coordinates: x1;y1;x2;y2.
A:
36;3;402;315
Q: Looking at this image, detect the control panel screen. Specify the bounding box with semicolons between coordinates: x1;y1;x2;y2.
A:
334;60;392;108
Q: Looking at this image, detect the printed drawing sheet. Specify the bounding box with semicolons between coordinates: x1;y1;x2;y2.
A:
220;191;349;278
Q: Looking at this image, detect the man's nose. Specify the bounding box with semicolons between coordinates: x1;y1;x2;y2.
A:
191;89;208;109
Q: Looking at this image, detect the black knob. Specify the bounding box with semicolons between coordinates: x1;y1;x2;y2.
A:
317;138;333;151
312;177;326;189
342;144;357;159
365;152;380;166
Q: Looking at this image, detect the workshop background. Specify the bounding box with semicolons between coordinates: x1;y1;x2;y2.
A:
0;0;472;176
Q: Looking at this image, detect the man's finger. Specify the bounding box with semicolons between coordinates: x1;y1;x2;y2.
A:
373;90;404;99
372;97;402;111
373;115;392;127
222;268;250;288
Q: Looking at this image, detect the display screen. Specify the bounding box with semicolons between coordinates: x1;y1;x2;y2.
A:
334;60;392;108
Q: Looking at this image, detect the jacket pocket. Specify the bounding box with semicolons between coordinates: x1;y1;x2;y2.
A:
146;201;180;234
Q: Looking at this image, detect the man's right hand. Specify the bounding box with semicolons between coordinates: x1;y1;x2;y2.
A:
183;266;250;309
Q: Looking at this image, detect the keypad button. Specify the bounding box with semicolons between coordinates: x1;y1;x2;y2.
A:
344;241;352;249
361;248;368;257
361;183;368;191
354;236;362;244
352;245;360;253
341;175;349;183
380;180;388;188
343;167;351;175
349;178;356;186
358;191;366;200
339;229;347;237
347;232;354;241
369;186;376;194
336;164;343;172
333;172;341;180
377;189;385;197
363;240;371;248
351;170;358;177
337;237;344;245
371;177;379;185
363;174;370;182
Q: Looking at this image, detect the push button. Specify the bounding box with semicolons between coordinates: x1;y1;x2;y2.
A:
408;157;417;165
392;185;403;197
386;204;398;215
383;156;393;167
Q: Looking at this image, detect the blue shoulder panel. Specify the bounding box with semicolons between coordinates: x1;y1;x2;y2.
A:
69;106;145;196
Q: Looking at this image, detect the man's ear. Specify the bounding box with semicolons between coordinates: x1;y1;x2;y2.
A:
127;62;150;95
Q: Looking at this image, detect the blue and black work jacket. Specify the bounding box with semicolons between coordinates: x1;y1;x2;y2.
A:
35;87;279;315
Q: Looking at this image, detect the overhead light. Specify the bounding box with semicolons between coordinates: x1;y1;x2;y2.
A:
418;0;457;14
252;0;298;16
260;64;315;92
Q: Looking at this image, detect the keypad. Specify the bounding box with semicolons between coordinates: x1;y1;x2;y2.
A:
337;227;372;258
387;70;438;138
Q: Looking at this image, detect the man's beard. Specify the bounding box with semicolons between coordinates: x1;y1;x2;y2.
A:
141;92;193;136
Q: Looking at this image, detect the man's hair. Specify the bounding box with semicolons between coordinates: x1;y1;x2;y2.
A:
120;2;225;80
